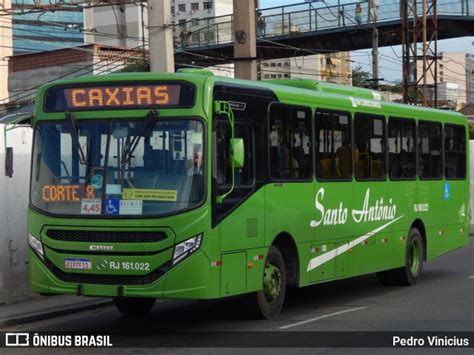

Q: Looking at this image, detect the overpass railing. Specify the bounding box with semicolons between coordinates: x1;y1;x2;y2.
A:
174;0;473;51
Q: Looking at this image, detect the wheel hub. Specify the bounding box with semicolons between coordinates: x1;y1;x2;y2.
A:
409;241;420;275
263;263;282;303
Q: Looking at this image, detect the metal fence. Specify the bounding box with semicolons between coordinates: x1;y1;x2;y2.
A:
174;0;474;50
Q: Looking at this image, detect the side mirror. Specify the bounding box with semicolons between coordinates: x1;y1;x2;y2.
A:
230;138;244;168
5;147;13;178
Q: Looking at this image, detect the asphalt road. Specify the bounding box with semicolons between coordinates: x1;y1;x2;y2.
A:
3;236;473;353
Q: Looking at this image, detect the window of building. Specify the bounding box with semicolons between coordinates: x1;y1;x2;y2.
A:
354;114;386;180
270;62;276;67
268;104;312;180
192;32;200;42
270;74;276;79
277;62;282;67
178;19;186;27
284;73;290;78
388;118;416;179
191;18;200;27
171;6;175;14
178;4;186;12
315;109;352;180
191;2;199;11
444;124;466;179
418;121;442;179
203;1;213;10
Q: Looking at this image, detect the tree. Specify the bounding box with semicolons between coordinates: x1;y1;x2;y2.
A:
351;65;371;88
119;60;150;72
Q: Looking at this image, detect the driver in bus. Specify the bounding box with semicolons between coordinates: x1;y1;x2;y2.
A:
188;150;203;175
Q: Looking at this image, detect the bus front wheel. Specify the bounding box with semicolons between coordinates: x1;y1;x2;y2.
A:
254;245;287;319
377;227;424;286
113;297;155;316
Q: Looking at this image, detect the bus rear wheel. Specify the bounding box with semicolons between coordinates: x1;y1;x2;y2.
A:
377;228;424;286
253;246;286;319
113;297;155;316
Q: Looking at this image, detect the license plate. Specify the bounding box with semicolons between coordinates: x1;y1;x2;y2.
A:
65;258;92;270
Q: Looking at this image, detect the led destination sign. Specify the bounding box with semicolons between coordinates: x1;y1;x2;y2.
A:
44;83;195;111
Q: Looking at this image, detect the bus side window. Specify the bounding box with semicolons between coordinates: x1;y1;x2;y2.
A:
388;117;416;180
354;114;386;180
268;104;312;180
315;109;352;180
418;121;442;179
444;124;466;179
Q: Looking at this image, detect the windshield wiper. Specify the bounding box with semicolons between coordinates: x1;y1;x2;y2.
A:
65;112;91;167
121;110;158;166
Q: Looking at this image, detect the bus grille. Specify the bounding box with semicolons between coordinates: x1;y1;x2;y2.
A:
44;258;167;286
46;230;168;243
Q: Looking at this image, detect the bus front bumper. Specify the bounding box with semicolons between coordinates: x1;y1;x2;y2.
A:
28;248;214;299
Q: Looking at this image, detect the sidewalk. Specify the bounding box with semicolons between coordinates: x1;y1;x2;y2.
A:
0;295;112;328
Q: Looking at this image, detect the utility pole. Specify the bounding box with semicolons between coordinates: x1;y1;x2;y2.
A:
115;1;127;48
372;28;379;90
233;0;257;80
369;0;379;90
401;0;438;106
148;0;174;72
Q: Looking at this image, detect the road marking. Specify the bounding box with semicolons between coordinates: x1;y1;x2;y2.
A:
469;276;474;279
278;306;368;330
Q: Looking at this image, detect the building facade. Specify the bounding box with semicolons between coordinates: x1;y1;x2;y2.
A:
0;0;13;104
12;0;83;54
467;54;473;105
417;51;474;108
85;0;233;49
84;0;233;76
8;44;142;103
261;52;352;85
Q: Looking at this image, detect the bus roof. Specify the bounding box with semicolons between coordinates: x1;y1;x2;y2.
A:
35;71;467;125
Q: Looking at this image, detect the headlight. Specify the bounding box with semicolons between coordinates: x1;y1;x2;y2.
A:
172;234;202;265
28;233;44;259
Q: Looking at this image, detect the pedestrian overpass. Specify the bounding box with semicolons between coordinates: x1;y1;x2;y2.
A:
174;0;474;66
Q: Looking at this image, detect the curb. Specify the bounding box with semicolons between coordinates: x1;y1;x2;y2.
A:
0;299;113;328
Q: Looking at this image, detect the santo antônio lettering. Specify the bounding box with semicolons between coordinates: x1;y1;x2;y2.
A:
310;188;397;227
64;85;181;109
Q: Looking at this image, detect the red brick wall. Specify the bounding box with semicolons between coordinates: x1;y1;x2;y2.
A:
9;47;93;73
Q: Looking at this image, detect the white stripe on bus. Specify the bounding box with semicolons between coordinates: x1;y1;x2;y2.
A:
307;215;404;272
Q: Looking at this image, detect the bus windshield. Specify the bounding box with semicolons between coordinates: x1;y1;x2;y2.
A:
30;118;205;217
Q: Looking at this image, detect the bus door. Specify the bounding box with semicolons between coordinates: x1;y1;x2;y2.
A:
312;109;354;281
387;117;418;268
265;103;315;276
440;124;468;252
352;113;390;274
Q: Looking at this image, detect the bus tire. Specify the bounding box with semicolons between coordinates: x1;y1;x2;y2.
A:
113;297;155;316
397;228;424;285
254;245;286;319
376;228;424;286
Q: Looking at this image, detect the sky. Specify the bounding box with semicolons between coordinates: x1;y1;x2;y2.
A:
258;0;474;83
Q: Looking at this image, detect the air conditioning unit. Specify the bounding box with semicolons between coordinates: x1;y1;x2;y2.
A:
190;10;194;14
177;11;181;15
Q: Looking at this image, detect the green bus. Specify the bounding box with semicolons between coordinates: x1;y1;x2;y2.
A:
25;70;470;318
